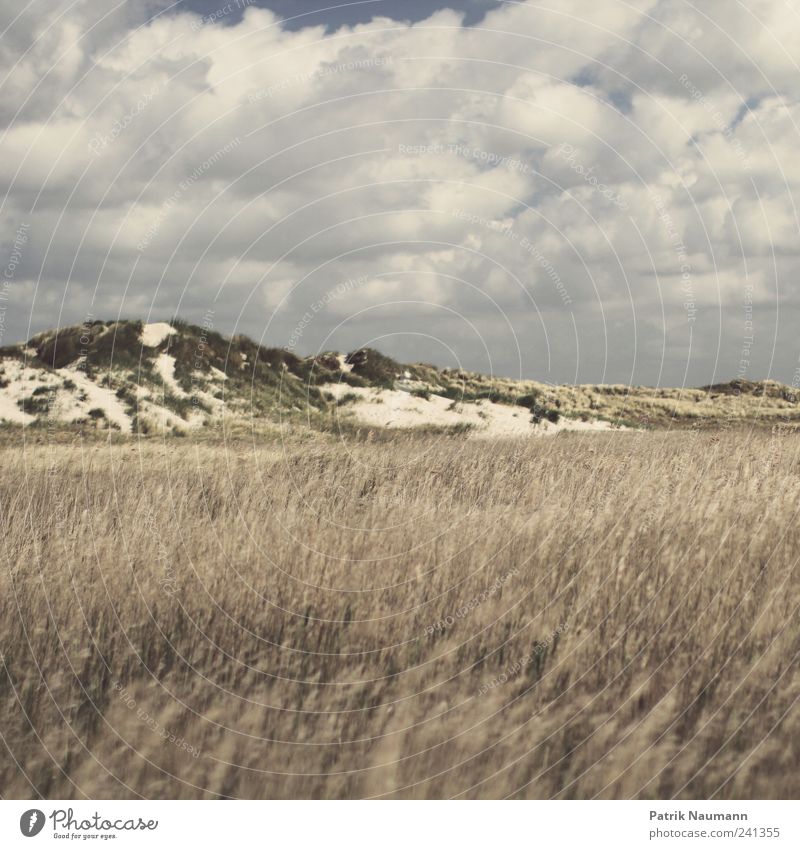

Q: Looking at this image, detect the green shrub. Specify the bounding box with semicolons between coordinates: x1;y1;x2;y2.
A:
336;393;360;406
344;348;401;387
516;392;541;409
530;403;560;425
449;422;476;434
18;394;51;415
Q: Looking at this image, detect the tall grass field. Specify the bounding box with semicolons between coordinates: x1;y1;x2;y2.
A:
1;429;798;798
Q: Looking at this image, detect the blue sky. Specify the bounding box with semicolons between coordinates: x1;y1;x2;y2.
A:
179;0;502;29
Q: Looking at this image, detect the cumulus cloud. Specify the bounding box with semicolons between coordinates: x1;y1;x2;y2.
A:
1;0;799;384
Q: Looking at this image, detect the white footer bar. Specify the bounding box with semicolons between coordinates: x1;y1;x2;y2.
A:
1;800;797;848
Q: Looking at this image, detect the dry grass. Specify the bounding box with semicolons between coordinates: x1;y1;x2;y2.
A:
1;428;798;799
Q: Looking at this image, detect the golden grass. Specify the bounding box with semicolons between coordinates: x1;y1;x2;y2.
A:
1;428;798;799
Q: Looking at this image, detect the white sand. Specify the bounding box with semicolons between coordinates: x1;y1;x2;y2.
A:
61;365;133;432
1;342;624;438
0;392;34;424
0;360;57;424
140;322;176;347
0;358;133;431
323;384;621;438
138;362;222;430
154;353;187;397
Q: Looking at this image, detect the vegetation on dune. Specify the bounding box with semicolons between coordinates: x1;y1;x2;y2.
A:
1;431;798;799
1;319;800;434
17;392;53;415
700;378;798;400
344;347;403;387
32;320;146;373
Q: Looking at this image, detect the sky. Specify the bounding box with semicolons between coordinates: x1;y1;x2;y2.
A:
178;1;504;30
1;0;799;386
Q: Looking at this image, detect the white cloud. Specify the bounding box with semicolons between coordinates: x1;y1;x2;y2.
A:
1;0;799;384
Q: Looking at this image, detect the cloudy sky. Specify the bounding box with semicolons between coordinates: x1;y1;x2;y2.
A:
1;0;799;385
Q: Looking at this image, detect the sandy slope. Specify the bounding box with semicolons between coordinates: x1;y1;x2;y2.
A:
323;383;619;438
61;365;132;432
140;322;176;347
0;359;132;430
